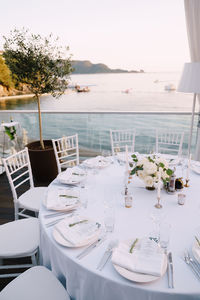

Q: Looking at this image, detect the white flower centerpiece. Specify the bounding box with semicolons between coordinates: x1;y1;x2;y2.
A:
130;154;173;190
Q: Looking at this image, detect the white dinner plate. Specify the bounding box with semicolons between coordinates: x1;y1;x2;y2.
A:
112;239;167;283
52;216;102;248
191;162;200;175
83;156;111;169
43;189;81;212
192;241;200;263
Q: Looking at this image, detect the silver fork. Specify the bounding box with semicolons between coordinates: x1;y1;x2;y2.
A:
184;252;200;280
185;251;200;275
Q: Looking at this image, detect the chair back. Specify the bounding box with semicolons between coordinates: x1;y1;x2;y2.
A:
155;130;184;157
3;147;34;202
110;129;135;155
52;134;79;173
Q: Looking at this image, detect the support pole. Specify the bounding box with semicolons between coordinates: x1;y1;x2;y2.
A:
195;104;200;161
188;93;196;159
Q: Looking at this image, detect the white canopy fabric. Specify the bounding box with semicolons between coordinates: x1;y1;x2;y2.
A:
184;0;200;160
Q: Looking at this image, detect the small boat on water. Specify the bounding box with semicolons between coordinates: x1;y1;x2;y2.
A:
122;88;132;94
164;84;176;91
75;85;90;93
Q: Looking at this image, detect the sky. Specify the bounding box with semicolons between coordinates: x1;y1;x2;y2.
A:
0;0;190;72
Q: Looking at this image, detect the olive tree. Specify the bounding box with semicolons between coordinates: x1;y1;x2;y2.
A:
3;28;73;149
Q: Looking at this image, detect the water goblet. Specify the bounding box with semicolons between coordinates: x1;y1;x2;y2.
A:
104;206;115;233
102;150;111;157
159;222;171;250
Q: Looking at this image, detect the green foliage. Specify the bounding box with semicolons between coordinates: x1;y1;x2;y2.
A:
3;28;73;97
0;56;14;88
4;125;16;140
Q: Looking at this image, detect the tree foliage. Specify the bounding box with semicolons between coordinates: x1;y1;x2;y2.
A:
3;28;73;97
0;55;14;89
3;28;73;150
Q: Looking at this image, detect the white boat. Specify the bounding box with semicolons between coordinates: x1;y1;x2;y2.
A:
164;84;176;91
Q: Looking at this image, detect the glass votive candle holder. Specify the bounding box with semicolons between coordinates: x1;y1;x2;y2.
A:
125;194;133;208
178;193;186;205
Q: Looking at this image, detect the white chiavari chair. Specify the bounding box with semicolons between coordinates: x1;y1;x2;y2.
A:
0;266;70;299
155;130;184;157
52;134;79;174
3;148;47;220
0;218;39;279
110;129;136;156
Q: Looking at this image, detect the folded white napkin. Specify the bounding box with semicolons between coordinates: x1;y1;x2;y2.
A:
57;167;85;184
55;216;99;245
112;239;165;277
46;189;79;209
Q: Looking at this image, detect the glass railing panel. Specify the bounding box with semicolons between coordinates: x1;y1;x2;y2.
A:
0;111;198;159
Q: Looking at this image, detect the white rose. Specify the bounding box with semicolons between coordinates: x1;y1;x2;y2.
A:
143;162;157;175
137;158;148;167
144;176;154;187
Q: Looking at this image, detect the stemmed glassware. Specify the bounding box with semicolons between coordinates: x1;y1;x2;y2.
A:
149;208;166;243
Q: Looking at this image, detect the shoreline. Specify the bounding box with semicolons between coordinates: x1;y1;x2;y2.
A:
0;94;35;101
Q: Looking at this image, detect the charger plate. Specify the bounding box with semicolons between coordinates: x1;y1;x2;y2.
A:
192;241;200;263
112;239;167;283
52;216;102;248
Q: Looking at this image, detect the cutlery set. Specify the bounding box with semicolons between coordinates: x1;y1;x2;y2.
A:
183;250;200;280
76;236;106;259
96;240;118;271
44;210;200;286
45;212;75;227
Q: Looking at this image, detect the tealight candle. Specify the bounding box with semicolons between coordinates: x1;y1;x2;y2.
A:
178;193;186;205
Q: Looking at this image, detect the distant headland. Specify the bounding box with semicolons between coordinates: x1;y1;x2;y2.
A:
72;60;144;74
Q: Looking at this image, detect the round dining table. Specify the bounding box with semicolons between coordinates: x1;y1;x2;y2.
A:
39;157;200;300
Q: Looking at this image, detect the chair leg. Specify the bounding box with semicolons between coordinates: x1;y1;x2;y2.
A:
31;254;37;266
14;202;19;220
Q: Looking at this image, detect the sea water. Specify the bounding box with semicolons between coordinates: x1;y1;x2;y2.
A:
0;72;198;156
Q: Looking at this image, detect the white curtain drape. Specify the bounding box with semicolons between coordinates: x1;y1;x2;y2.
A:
184;0;200;160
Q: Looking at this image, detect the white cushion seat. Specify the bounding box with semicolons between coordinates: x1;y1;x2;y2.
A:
0;218;39;258
0;266;70;300
18;187;47;212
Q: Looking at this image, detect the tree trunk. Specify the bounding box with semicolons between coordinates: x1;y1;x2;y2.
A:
36;95;45;150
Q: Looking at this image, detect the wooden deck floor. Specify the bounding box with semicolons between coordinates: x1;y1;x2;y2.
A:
0;172;49;291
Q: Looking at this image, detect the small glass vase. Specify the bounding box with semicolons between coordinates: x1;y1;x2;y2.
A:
146;185;155;191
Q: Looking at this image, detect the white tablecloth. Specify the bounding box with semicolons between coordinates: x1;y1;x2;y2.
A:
39;159;200;300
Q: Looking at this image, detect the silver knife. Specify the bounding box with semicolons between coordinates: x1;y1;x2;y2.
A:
76;237;105;260
168;252;174;288
44;211;70;219
97;250;112;271
97;240;118;271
